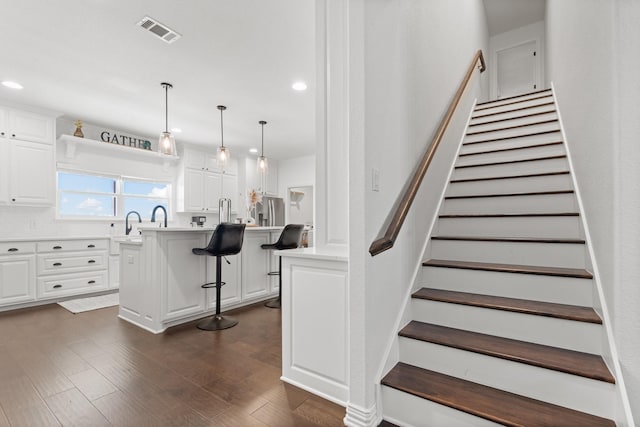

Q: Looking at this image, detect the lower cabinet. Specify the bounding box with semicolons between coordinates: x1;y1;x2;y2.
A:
241;232;271;301
0;253;36;306
0;238;109;310
161;233;207;322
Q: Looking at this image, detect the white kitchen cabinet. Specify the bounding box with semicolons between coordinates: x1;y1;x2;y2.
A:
204;171;222;211
0;107;54;144
241;232;271;301
8;140;55;206
0;253;36;307
36;238;109;299
160;233;207;321
221;173;238;212
183;148;218;171
0;139;8;204
109;255;120;289
206;253;241;309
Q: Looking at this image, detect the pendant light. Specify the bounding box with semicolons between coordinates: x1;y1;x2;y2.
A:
158;82;176;155
216;105;229;168
257;120;268;175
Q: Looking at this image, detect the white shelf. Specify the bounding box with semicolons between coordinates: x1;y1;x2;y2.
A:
57;134;180;163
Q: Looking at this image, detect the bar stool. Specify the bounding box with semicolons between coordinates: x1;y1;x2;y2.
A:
262;224;304;308
192;223;246;330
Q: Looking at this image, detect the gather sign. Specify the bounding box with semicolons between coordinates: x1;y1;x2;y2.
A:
100;131;152;150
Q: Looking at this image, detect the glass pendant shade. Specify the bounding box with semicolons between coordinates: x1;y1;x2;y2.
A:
158;82;176;156
217;145;229;165
216;105;229;168
158;131;176;155
257;155;268;173
257;120;268;175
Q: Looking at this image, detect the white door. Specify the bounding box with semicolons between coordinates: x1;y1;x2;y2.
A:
497;41;537;99
9;140;54;205
183;168;205;212
0;254;36;306
203;172;222;212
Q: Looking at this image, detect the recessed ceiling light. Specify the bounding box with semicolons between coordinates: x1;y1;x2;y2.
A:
292;81;307;91
2;81;23;90
249;148;258;154
171;127;182;133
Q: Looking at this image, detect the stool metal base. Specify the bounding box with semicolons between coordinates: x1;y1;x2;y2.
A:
197;314;238;330
264;297;281;309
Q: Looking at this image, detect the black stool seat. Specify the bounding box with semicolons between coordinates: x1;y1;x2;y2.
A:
262;224;304;308
192;223;246;330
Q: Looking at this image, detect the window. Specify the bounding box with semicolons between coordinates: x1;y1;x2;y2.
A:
122;180;170;219
57;171;170;219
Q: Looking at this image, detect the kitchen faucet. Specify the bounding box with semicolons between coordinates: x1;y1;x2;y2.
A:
151;205;168;228
125;211;142;235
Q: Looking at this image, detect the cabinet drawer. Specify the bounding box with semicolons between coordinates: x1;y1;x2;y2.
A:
37;251;107;275
37;239;109;253
0;242;36;255
37;271;108;299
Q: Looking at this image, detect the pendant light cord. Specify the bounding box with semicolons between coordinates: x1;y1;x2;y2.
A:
220;107;224;148
261;123;264;156
165;85;169;133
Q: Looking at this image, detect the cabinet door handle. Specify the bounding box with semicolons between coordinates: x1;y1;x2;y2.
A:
88;280;96;284
53;262;62;267
0;132;4;136
53;246;62;250
87;244;96;248
11;134;15;138
7;248;18;252
88;260;96;264
53;284;62;289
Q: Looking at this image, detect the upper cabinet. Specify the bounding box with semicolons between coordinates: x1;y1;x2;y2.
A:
177;146;238;213
0;107;54;144
0;106;55;207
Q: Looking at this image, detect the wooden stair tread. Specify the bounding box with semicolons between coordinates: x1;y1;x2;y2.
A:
466;119;559;136
399;321;613;383
445;190;573;200
468;109;557;127
472;101;555;119
413;288;601;324
475;93;553;111
450;171;570;183
459;141;563;157
382;363;616;427
455;154;566;169
439;212;579;218
476;89;552;106
463;129;561;146
377;421;399;427
422;259;593;279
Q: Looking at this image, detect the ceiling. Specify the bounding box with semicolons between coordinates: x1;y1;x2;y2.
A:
0;0;316;160
483;0;546;36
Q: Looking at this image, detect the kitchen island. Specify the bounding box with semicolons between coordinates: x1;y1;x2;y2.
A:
118;225;283;333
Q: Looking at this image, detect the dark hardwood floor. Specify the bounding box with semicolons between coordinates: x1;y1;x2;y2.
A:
0;301;346;426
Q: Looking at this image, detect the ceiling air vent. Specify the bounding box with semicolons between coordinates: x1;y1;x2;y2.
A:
136;16;181;44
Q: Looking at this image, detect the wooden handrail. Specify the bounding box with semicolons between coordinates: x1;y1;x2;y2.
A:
369;50;486;256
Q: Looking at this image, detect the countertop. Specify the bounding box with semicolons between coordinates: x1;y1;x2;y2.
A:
274;246;348;262
0;235;110;243
136;225;284;232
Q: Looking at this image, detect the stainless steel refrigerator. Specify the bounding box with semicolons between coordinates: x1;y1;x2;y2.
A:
256;197;284;226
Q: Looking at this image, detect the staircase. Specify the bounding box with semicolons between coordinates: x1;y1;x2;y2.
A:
380;89;618;426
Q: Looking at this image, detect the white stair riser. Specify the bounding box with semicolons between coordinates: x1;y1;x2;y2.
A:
382;386;502;427
467;112;558;134
461;131;563;154
447;173;573;196
398;338;614;418
422;266;593;306
477;91;552;109
436;215;583;239
441;193;576;215
456;143;566;167
429;239;586;269
410;299;601;353
452;157;569;180
474;96;554;116
470;105;556;125
464;122;560;144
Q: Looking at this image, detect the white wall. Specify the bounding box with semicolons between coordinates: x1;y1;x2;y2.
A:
546;0;639;423
346;0;489;420
613;0;640;422
488;20;546;99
